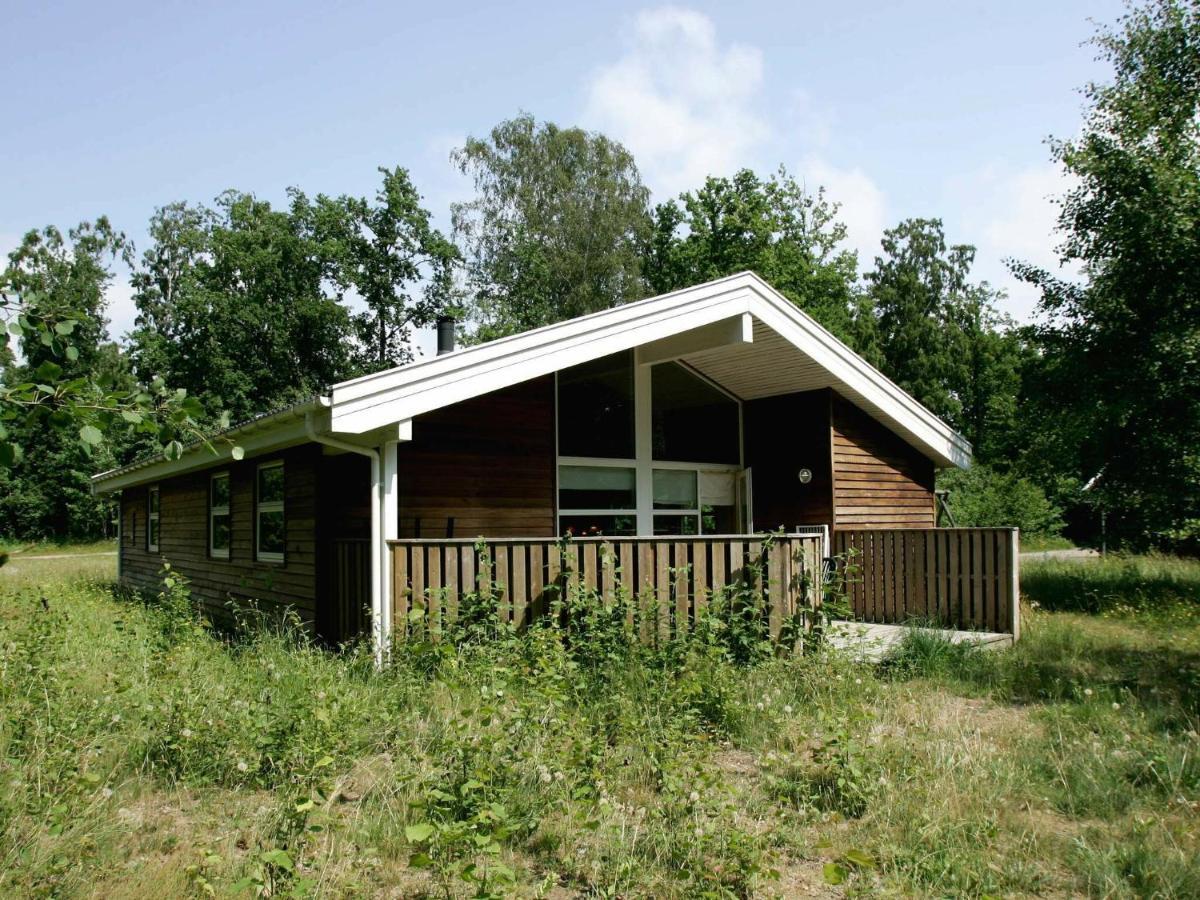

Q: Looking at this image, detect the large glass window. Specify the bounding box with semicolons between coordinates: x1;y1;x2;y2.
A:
147;486;160;552
210;472;231;559
559;465;636;510
558;464;637;536
653;468;700;534
256;461;285;562
557;351;635;459
651;362;740;464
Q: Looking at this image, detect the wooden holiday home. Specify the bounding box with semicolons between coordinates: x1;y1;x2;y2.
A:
93;273;1019;649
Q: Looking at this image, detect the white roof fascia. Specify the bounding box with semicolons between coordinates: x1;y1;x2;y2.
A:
328;272;971;468
330;276;755;434
91;402;320;494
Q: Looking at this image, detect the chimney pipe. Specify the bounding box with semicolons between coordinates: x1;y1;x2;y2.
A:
436;316;455;356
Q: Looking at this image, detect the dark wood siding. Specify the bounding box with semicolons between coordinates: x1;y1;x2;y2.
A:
744;389;834;531
118;443;320;626
832;397;935;529
398;376;556;538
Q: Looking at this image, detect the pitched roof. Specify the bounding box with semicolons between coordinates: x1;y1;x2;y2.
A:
93;271;970;492
330;271;971;467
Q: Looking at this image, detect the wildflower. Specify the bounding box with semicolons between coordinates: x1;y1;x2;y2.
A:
854;678;862;685
101;787;114;799
756;702;764;711
540;771;552;784
237;761;249;773
784;705;793;715
688;791;699;803
1083;688;1093;697
694;826;704;837
181;728;193;739
1112;702;1121;711
317;691;326;700
554;771;564;781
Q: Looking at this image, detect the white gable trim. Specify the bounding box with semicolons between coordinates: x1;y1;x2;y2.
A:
330;272;971;468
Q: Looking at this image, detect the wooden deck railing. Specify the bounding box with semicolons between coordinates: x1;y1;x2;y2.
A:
390;535;824;644
833;528;1020;635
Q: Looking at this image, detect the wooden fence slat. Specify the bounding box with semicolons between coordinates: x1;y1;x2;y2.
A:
972;530;985;629
393;543;409;632
655;542;671;644
674;541;689;637
692;541;708;621
444;545;459;626
768;540;784;641
582;542;598;594
512;544;527;627
619;542;634;627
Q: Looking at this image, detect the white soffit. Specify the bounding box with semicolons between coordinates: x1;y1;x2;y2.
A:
324;272;971;468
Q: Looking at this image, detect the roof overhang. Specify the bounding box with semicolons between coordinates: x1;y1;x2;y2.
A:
330;272;971;468
92;272;971;492
90;399;324;494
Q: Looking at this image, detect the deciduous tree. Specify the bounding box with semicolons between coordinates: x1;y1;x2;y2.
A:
452;114;651;339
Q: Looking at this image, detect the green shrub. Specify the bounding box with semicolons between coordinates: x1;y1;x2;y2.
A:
938;464;1064;535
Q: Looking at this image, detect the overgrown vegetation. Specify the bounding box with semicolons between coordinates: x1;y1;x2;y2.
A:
1;552;1196;897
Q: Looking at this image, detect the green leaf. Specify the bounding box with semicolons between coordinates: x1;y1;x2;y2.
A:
79;425;103;446
260;849;294;871
823;862;847;885
404;823;435;843
65;345;79;362
407;851;432;869
164;440;184;461
295;798;314;813
34;360;62;382
0;441;16;469
844;848;876;869
54;319;77;335
121;410;143;424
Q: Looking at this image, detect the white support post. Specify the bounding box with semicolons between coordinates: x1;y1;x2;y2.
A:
381;440;400;656
633;350;654;535
368;452;382;665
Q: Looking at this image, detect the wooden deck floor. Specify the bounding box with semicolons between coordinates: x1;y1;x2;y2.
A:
826;620;1013;662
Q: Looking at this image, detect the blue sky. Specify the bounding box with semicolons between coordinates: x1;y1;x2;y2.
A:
3;0;1123;351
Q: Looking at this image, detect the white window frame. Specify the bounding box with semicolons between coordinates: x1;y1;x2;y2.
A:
554;352;746;537
255;461;285;563
209;471;231;560
147;485;160;552
556;459;639;534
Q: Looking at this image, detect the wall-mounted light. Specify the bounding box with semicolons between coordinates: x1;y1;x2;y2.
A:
797;468;813;485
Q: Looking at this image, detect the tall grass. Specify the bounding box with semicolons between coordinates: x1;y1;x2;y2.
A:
1;553;1197;897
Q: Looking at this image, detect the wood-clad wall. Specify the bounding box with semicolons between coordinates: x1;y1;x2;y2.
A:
831;397;936;529
118;444;320;626
743;389;834;531
398;376;556;539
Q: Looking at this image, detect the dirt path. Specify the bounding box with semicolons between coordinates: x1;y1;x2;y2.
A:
4;551;117;561
1020;548;1099;562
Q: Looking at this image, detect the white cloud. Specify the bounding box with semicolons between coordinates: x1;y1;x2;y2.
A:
105;276;139;344
583;6;769;197
797;155;889;268
953;162;1077;322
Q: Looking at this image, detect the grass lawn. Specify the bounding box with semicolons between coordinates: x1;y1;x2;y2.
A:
0;551;1196;898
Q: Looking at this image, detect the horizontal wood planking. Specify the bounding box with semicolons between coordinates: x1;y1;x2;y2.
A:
833;528;1018;633
390;535;823;646
832;397;936;529
743;389;834;530
118;444;321;628
398;376;556;539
